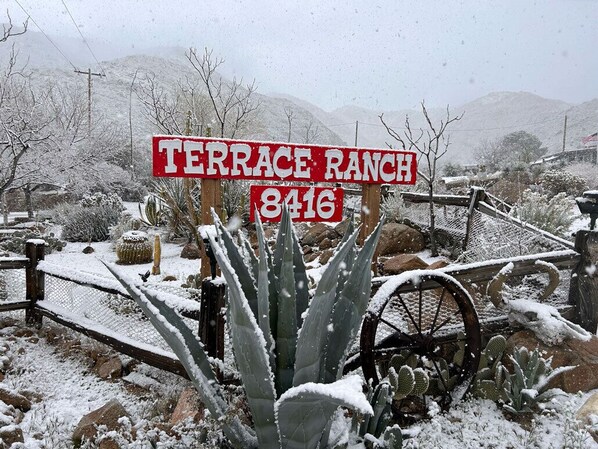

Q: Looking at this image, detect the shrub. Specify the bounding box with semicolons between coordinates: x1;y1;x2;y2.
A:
539;170;588;197
78;192;125;212
511;190;576;238
564;163;598;190
381;191;405;223
60;205;122;242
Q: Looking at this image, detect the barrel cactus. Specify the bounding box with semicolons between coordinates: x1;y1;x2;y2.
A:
116;231;153;264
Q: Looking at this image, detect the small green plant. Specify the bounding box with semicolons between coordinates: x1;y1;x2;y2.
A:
115;231;153;265
471;335;509;402
138;195;165;227
107;207;384;449
351;382;403;449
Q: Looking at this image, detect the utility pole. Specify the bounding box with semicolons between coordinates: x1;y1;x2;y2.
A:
354;120;359;146
562;115;568;153
74;68;104;134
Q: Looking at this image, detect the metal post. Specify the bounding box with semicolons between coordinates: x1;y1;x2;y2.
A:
568;230;598;332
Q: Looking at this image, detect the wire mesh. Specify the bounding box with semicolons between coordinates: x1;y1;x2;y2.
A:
0;269;26;303
400;201;573;312
43;274;200;353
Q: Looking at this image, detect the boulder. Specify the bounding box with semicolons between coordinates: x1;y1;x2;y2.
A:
72;399;129;446
334;218;352;237
319;250;334;265
169;387;204;425
505;330;598;393
0;425;24;446
427;259;450;270
96;356;123;380
376;223;425;256
0;387;31;412
301;223;338;247
576;392;598;443
319;238;333;250
381;254;428;275
180;243;201;259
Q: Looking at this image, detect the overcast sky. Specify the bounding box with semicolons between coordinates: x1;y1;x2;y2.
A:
5;0;598;111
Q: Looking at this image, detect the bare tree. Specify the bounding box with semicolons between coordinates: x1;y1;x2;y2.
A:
0;46;52;201
283;105;294;142
380;102;463;256
303;117;320;144
135;72;185;135
186;47;260;138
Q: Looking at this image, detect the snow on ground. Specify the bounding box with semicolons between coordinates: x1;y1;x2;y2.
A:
1;206;598;447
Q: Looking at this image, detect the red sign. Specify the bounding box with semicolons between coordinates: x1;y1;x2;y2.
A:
250;185;344;222
153;136;416;185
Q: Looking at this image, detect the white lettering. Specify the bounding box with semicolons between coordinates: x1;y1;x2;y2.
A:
396;153;413;183
362;152;381;182
324;149;343;180
183;141;204;174
380;153;395;182
230;144;251;176
294;148;311;179
343;151;362;181
253;146;274;177
273;146;293;178
159;139;182;173
206;142;229;176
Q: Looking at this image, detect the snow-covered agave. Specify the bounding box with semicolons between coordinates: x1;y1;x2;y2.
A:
107;206;383;449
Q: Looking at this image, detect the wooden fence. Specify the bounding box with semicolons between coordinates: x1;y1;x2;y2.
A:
0;186;594;378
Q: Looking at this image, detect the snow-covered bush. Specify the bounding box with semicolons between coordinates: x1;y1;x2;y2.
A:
78;192;125;212
539;169;588;197
511;190;576;237
381;190;405;223
108;209;385;449
564;162;598;190
59;205;122;242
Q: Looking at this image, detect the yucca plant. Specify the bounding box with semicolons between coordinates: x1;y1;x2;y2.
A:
106;206;384;449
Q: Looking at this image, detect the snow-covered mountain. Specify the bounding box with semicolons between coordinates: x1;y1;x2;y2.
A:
2;28;598;165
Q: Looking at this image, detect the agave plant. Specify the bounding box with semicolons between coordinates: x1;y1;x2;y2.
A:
106;206;384;449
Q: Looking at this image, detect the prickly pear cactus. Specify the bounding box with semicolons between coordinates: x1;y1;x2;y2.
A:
116;231;153;265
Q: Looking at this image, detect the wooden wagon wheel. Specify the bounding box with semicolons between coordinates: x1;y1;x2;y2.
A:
360;271;481;411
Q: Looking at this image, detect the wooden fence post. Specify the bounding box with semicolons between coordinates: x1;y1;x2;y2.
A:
25;240;45;327
199;278;225;379
568;230;598;332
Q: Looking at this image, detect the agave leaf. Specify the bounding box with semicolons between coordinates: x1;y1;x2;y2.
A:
334;216;356;294
276;375;372;449
291;229;309;329
275;206;298;395
104;263;256;448
241;233;259;285
293;227;360;386
208;234;279;449
213;214;259;319
321;220;384;383
254;211;276;371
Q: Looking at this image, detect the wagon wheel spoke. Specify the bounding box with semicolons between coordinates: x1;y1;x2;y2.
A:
431;358;450;394
429;287;446;336
418;288;423;332
396;293;422;337
379;317;414;341
431;308;462;334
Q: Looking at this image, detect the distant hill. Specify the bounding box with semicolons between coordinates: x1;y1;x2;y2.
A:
2;29;597;166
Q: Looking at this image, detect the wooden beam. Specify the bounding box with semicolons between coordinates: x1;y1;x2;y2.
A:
0;257;29;270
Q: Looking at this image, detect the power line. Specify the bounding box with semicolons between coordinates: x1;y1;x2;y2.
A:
13;0;77;70
325;113;596;133
60;0;106;76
